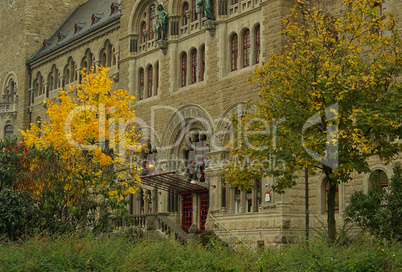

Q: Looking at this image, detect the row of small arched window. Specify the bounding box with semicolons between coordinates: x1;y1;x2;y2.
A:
230;25;260;71
180;45;206;87
138;62;160;100
31;41;116;101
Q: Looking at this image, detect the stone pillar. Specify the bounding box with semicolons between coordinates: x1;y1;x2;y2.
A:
144;196;150;214
192;193;199;229
204;167;221;212
152;188;158;213
240;190;246;213
59;74;64;88
135;193;141;214
227;184;235;214
252;180;258;213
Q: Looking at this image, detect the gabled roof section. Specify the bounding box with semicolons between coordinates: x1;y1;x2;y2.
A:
28;0;120;64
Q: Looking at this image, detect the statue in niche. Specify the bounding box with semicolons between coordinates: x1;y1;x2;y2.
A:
153;4;168;40
197;0;215;21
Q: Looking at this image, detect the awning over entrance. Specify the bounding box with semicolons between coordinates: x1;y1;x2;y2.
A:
137;171;208;195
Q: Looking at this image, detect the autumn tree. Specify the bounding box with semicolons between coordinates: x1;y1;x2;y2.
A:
224;0;402;242
22;66;140;233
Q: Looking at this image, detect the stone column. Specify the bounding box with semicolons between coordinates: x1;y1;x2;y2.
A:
240;190;246;213
135;193;141;214
227;184;235;214
192;193;199;229
252;180;258;213
152;188;158;213
144;196;150;214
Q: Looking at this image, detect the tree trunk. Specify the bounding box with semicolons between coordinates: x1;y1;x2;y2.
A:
327;181;337;243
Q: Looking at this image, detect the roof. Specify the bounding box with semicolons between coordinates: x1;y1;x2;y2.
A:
28;0;120;64
130;171;209;195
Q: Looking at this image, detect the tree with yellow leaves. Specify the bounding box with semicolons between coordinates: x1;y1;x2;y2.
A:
22;66;140;233
224;0;401;243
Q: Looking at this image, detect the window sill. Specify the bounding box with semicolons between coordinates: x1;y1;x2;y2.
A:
135;93;161;104
176;80;206;93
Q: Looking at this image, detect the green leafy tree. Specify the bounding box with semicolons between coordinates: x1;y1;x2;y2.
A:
344;163;402;241
224;0;401;242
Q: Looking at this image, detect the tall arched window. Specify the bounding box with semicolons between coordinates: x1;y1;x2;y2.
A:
255;25;260;64
200;45;205;81
64;57;75;86
181;53;187;87
191;49;197;84
243;30;250;67
183;2;189;26
231;34;238;71
81;49;93;72
148;65;153;97
149;5;155;39
139;68;144;100
49;65;59;91
374;1;387;36
140;22;147;43
6;79;15;103
100;40;114;67
369;170;389;193
5;125;13;139
33;72;44;98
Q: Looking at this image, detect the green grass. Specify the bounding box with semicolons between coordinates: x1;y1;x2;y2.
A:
0;233;400;271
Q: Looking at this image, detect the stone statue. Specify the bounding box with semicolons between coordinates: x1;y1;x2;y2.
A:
153;4;168;40
197;0;215;21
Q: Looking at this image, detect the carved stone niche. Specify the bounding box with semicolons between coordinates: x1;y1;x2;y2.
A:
157;40;168;54
204;20;216;33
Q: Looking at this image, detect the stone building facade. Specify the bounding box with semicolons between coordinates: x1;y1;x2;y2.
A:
1;0;401;247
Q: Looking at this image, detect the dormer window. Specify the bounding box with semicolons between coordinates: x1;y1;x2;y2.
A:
91;13;102;25
42;40;51;50
74;23;84;34
111;3;119;15
57;32;67;43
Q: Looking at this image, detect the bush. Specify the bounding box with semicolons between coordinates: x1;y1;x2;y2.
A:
0;189;42;240
0;233;400;271
344;163;402;241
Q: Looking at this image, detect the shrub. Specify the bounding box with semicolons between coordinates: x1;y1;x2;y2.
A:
344;163;402;241
0;189;42;240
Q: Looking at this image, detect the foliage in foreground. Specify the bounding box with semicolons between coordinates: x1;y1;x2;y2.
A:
0;67;141;238
0;233;400;271
224;0;402;243
345;163;402;241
